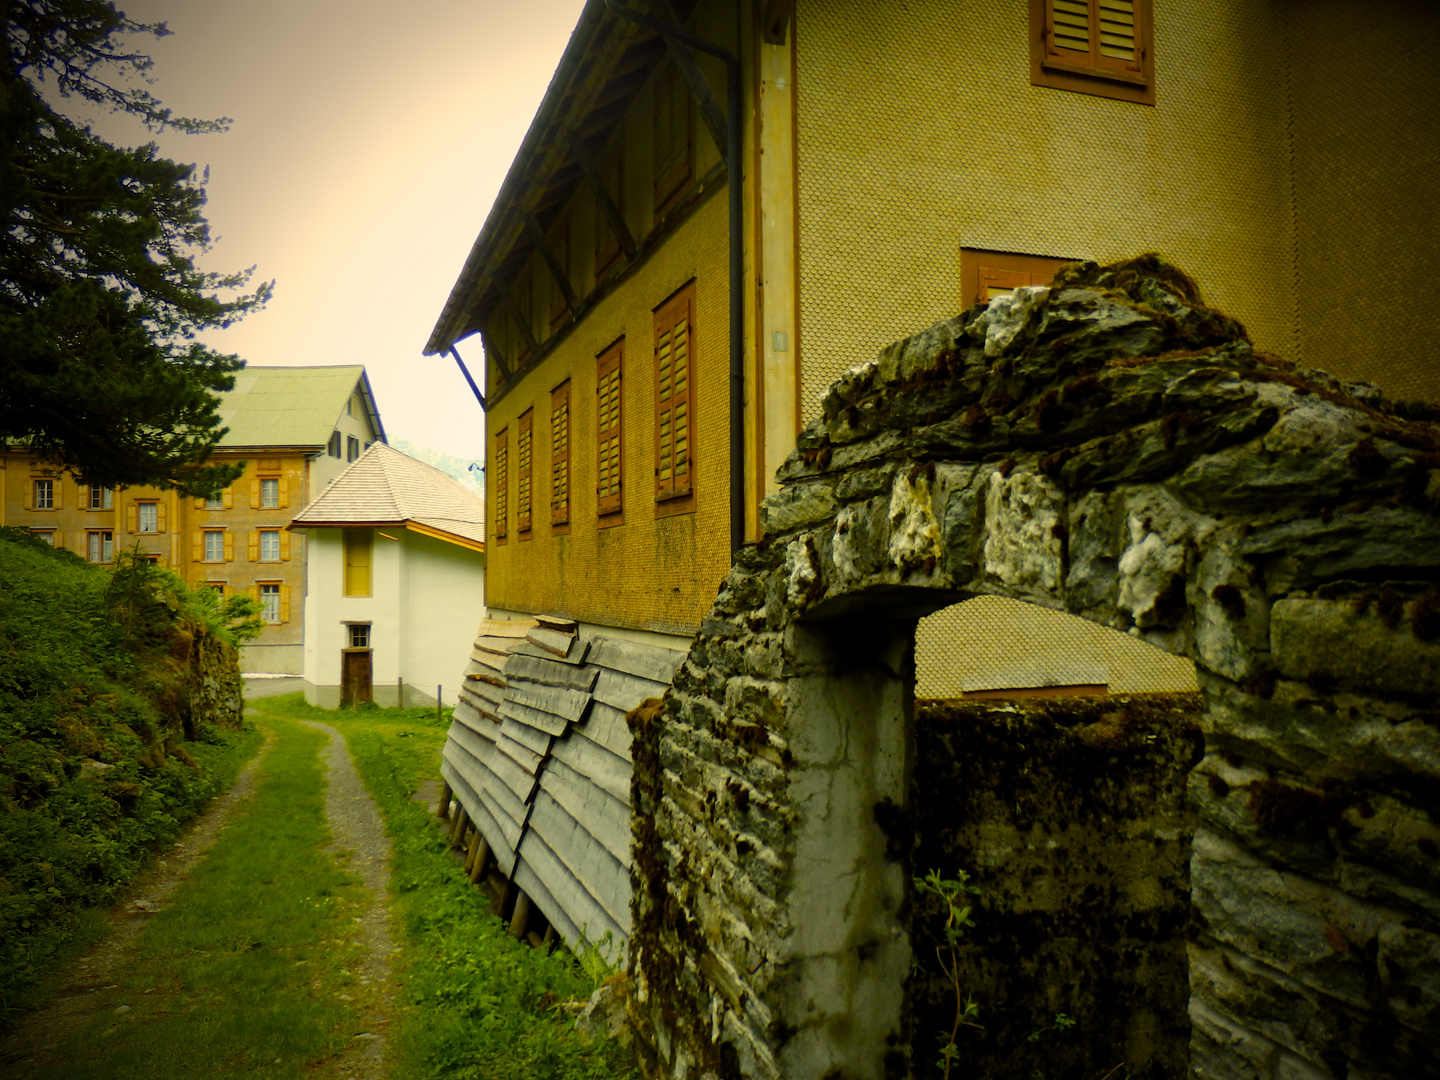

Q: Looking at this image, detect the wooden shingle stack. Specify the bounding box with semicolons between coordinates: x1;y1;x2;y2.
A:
441;614;685;956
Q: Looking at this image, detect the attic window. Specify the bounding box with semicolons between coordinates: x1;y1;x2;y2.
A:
1030;0;1154;105
328;431;342;458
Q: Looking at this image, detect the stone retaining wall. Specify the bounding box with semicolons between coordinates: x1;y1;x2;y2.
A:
626;257;1440;1079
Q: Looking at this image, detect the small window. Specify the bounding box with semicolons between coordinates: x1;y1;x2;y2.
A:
260;583;282;624
516;409;534;535
202;581;227;598
347;436;360;463
551;382;570;527
33;479;54;510
654;283;696;508
328;431;342;458
260;477;280;508
493;428;509;542
137;502;159;533
653;65;693;212
960;248;1078;309
259;529;281;561
344;529;372;597
348;623;371;648
597;341;624;518
88;485;113;510
86;530;114;563
1030;0;1154;105
205;491;225;510
203;530;227;562
31;529;56;546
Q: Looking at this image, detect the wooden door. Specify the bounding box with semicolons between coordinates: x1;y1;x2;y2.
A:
341;649;372;707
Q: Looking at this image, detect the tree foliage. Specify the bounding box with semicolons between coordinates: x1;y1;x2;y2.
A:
0;0;270;493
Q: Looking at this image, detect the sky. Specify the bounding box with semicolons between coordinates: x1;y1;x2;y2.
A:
90;0;588;460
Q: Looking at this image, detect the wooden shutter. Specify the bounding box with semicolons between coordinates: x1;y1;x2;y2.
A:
279;530;291;561
249;478;260;509
279;585;291;624
127;502;138;533
493;429;509;541
248;530;259;562
551;382;570;525
53;481;62;510
194;496;205;509
193;531;204;562
223;531;234;562
279;474;291;509
1040;0;1149;90
654;285;696;501
653;66;693;210
223;486;233;510
157;501;167;533
548;218;571;330
596;342;623;516
516;409;533;533
344;529;372;596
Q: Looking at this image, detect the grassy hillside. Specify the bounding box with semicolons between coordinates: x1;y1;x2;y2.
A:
0;529;261;1019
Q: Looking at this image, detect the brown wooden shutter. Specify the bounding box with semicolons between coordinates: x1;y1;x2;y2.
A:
249;477;260;509
248;529;259;562
279;584;291;624
157;501;167;533
1042;0;1147;84
654;285;696;501
53;481;62;510
653;66;693;210
279;530;291;561
516;409;533;533
223;531;234;562
596;342;623;516
279;473;291;509
193;531;203;562
223;486;233;510
550;382;570;525
127;502;138;533
493;429;509;540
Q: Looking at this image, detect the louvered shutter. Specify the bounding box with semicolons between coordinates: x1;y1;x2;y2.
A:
493;430;509;540
223;532;234;561
654;286;695;501
597;343;623;516
250;478;260;509
1044;0;1147;83
551;382;570;525
516;410;533;533
279;585;291;624
223;487;233;510
279;530;290;561
279;474;291;509
193;531;204;562
653;66;692;209
127;502;138;533
248;530;259;562
157;502;167;533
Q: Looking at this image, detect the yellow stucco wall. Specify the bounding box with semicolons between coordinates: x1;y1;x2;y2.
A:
793;0;1298;412
1290;0;1440;405
483;191;732;636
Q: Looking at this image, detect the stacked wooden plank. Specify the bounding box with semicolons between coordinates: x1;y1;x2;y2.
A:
441;613;686;958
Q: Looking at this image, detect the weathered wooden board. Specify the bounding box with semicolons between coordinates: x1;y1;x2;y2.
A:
590;667;669;715
551;729;631;804
503;652;599;692
509;639;592;667
495;730;544;777
540;756;632;867
533;614;579;635
499;716;552;758
506;682;593;725
449;707;501;744
526;626;577;657
447;721;499;765
578;701;634;759
489;740;541;805
588;636;686;684
452;696;483;731
480;618;536;638
498;697;570;738
528;790;631;932
513;855;581;950
517;822;627;946
441;760;515;876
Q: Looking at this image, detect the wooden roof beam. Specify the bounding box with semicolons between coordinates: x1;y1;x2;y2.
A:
569;134;638;261
522;211;581;319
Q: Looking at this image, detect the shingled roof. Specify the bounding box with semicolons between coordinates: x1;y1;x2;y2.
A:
217;365;384;450
290;443;485;549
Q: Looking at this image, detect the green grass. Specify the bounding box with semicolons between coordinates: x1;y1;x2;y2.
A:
255;693;637;1080
24;716;367;1079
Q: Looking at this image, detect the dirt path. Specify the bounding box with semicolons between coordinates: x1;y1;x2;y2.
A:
302;720;396;1080
0;717;399;1080
0;733;275;1076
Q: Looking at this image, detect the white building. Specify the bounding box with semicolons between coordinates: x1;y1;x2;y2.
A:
290;443;485;708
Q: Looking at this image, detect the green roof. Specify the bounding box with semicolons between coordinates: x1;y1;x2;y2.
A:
215;366;384;449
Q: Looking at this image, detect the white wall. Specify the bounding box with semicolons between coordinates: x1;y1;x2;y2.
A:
302;525;485;708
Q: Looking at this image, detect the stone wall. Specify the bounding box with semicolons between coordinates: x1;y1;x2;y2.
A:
910;695;1201;1080
184;620;245;738
626;257;1440;1079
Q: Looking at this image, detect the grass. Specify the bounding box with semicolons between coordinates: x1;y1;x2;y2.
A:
255;693;637;1080
23;716;368;1079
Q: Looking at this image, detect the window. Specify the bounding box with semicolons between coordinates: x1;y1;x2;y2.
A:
202;581;227;598
654;284;696;507
136;501;159;533
344;529;372;596
205;491;225;510
260;477;280;508
31;529;56;546
348;623;371;648
1030;0;1154;105
259;583;284;624
86;530;113;563
328;431;342;458
33;478;54;510
594;142;624;279
959;248;1077;309
597;341;624;518
87;485;113;509
653;65;693;211
516;409;533;535
551;382;570;526
347;436;360;463
257;529;281;561
201;529;229;562
493;428;509;542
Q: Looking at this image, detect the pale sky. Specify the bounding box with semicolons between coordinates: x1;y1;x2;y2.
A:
91;0;587;460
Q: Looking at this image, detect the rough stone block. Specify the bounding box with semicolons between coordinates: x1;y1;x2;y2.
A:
1272;597;1440;700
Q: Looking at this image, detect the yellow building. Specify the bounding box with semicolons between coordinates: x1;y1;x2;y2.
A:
0;365;384;674
426;0;1438;686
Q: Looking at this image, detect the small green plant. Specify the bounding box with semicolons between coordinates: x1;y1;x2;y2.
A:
915;868;984;1078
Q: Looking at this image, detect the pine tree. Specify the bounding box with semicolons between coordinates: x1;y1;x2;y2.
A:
0;0;270;493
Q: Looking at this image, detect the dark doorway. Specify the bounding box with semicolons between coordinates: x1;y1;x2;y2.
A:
341;622;372;706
